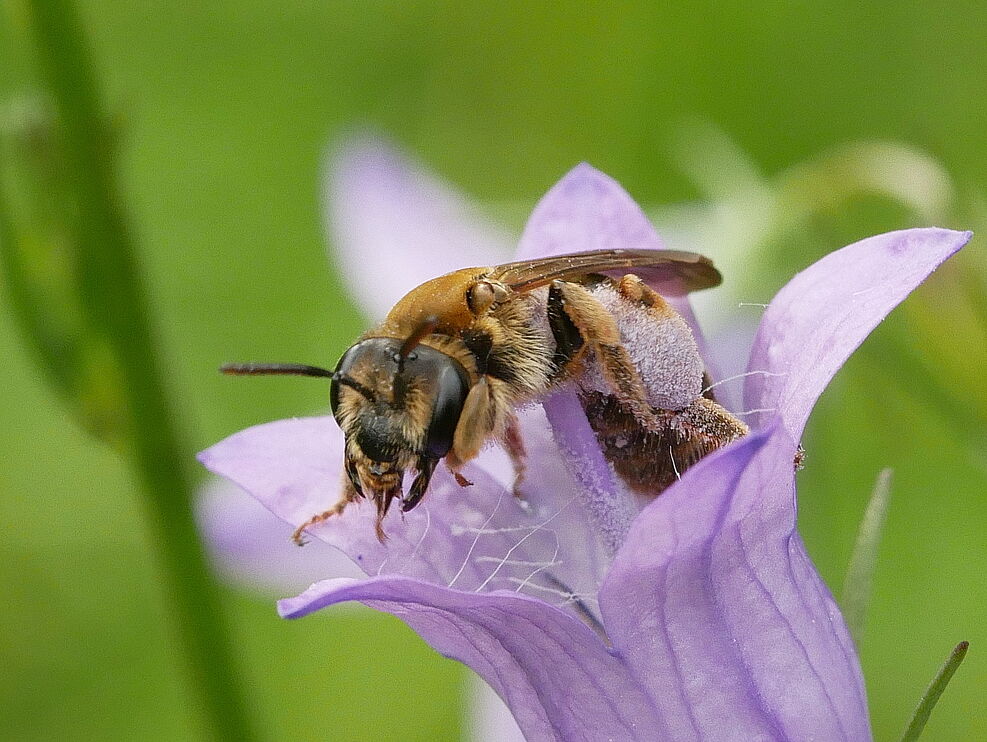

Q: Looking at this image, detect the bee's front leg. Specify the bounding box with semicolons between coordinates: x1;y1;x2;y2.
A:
549;279;663;433
446;374;515;484
291;476;362;546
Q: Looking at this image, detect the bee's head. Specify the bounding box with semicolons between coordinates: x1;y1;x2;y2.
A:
220;323;471;541
330;336;470;535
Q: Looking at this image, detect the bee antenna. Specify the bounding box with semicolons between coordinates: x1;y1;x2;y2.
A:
221;362;335;377
220;362;378;402
398;315;439;370
333;374;378;403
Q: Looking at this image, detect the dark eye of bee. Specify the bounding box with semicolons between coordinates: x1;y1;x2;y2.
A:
328;343;361;416
420;349;470;457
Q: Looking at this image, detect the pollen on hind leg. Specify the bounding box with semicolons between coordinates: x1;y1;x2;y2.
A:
581;280;705;411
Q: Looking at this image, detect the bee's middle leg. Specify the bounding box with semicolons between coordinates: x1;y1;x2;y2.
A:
502;414;527;498
549;279;663;432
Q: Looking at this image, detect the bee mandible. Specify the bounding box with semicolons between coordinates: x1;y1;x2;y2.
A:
223;249;748;543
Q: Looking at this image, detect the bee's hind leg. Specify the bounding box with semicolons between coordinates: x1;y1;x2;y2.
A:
667;396;749;468
549;279;663;433
612;275;718;404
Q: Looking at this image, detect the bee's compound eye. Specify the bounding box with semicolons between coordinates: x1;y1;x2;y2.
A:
330;339;384;416
328;370;346;417
418;350;470;459
329;343;361;416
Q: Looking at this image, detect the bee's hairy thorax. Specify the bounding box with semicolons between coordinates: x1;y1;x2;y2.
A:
462;291;555;398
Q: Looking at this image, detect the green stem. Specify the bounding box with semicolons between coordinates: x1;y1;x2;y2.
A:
899;642;970;742
22;2;258;739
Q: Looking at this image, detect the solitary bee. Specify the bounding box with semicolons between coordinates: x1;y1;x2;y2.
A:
223;249;748;543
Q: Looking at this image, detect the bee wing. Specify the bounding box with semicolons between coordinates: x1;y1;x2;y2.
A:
489;249;721;296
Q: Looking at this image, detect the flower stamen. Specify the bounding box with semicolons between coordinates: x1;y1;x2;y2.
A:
700;369;787;396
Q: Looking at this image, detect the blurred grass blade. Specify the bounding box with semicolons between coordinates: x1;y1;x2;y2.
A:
0;97;128;445
777;141;953;226
841;468;893;643
899;641;970;742
861;329;987;471
14;1;259;739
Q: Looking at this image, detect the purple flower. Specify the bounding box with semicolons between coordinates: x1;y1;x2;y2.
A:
199;137;971;741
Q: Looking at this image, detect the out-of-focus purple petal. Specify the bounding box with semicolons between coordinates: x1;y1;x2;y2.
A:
700;316;760;414
278;576;664;742
197;412;609;619
196;477;363;595
325;135;514;320
744;227;972;436
601;426;871;741
515;163;666;261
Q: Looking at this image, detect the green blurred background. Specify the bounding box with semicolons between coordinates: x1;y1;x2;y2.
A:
1;1;985;739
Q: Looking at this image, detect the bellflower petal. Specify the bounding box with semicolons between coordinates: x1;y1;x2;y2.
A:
466;675;526;742
198;409;610;615
744;227;973;435
277;576;664;742
516;163;667;260
540;390;639;557
197;478;363;594
326;135;513;320
601;426;869;741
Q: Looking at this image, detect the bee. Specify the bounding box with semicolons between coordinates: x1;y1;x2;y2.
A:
223;249;748;544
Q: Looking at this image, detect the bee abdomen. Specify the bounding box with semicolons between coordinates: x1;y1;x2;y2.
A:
579;391;748;495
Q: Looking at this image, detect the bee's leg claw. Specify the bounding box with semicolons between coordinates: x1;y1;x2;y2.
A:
292;513;332;546
292;515;326;546
453;471;473;487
